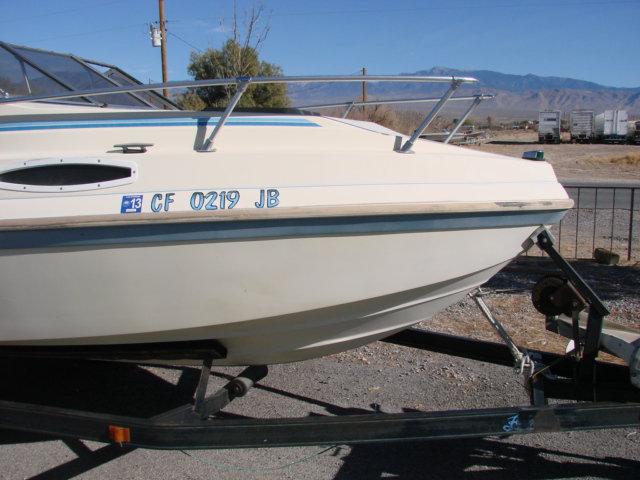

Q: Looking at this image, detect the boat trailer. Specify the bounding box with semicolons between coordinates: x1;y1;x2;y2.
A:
0;228;638;449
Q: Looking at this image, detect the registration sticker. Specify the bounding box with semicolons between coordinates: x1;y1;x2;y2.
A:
120;195;143;214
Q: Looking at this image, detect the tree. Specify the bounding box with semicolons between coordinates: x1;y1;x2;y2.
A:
175;90;205;111
177;3;288;110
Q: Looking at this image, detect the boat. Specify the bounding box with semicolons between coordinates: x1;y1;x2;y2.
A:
0;43;572;365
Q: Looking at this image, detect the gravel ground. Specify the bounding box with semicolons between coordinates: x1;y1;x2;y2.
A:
0;261;638;480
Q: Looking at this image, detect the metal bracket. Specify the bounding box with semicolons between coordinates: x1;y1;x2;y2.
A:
193;364;268;419
193;357;214;416
393;135;403;152
526;352;548;406
155;363;269;422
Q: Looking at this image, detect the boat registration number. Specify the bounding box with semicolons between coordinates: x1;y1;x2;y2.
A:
120;189;280;214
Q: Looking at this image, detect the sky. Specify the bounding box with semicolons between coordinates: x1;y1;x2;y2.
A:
1;0;639;88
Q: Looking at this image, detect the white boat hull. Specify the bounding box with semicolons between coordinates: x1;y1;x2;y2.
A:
0;105;571;364
0;222;541;365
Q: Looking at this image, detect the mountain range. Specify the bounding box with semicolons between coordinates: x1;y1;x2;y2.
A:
288;67;640;120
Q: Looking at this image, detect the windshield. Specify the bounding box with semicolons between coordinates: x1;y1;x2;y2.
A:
0;42;177;109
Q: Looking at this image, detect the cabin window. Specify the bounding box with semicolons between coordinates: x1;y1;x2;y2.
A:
0;158;137;192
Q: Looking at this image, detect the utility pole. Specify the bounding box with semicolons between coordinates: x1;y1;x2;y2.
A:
361;67;367;114
158;0;169;98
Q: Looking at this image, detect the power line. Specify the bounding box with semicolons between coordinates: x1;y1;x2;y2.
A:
0;0;128;24
166;30;203;53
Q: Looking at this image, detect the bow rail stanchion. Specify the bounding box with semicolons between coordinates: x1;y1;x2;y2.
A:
342;101;356;118
444;95;484;144
200;78;250;152
399;78;461;152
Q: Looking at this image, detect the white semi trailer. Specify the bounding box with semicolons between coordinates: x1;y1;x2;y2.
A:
595;110;628;143
538;110;561;143
570;110;595;143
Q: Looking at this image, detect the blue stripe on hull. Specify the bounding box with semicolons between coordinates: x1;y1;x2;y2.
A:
0;117;320;132
0;210;565;250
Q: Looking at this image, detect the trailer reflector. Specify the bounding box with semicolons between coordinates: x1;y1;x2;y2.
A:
108;425;131;444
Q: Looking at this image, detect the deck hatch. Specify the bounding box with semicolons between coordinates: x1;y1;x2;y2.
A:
0;158;138;192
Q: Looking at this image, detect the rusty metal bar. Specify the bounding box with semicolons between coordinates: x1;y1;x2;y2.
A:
592;187;598;253
558;217;563;253
575;188;581;259
628;188;636;261
610;188;616;253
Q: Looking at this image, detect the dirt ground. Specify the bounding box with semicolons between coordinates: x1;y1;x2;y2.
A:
465;130;640;182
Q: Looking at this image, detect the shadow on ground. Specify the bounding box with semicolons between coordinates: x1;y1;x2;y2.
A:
332;437;639;480
1;357;638;480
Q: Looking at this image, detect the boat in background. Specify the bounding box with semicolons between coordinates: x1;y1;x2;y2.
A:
0;43;571;365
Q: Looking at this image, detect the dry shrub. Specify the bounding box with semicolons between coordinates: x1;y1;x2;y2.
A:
587;153;640;167
347;106;402;132
606;153;640;166
321;106;450;136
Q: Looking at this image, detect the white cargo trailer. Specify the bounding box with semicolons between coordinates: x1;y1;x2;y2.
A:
630;120;640;145
595;110;628;143
538;110;561;143
570;110;594;143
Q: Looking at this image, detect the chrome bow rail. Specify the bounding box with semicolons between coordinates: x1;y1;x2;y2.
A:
0;74;486;152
